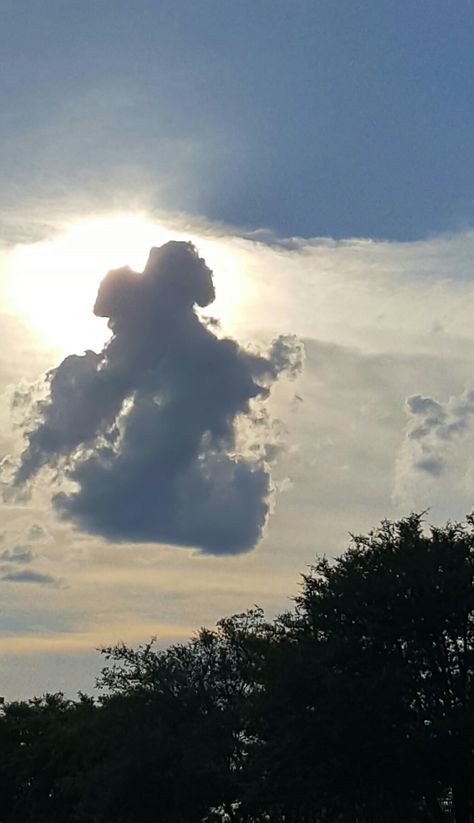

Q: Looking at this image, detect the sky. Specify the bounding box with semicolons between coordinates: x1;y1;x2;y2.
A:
0;0;474;698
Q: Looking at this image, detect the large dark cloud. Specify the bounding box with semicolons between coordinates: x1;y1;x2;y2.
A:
14;241;302;554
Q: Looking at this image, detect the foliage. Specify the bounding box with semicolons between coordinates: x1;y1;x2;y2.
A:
1;514;473;821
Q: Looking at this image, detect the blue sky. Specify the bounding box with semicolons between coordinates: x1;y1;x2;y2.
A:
2;0;473;240
1;1;474;697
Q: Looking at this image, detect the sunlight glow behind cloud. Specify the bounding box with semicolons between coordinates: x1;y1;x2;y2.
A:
4;216;170;354
4;214;250;355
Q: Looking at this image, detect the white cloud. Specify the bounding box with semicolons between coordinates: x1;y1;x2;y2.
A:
394;386;474;519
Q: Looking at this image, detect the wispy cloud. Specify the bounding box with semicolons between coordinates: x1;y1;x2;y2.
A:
1;568;62;587
0;544;33;564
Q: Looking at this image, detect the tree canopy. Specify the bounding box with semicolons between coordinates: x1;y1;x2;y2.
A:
1;513;473;822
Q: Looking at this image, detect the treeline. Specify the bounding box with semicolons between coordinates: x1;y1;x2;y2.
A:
1;514;473;823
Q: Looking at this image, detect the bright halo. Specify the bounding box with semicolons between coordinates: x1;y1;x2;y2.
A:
6;215;170;354
5;213;250;356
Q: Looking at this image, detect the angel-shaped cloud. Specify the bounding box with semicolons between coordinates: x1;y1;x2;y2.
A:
14;241;302;554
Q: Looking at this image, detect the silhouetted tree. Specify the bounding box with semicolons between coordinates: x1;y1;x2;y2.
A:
292;514;474;822
92;609;271;822
0;514;472;822
0;691;98;822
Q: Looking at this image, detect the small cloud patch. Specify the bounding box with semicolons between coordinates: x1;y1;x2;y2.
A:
1;569;62;587
0;544;33;564
27;524;47;542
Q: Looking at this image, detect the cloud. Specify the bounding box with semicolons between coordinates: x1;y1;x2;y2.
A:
13;241;302;554
5;218;474;698
0;544;33;564
394;387;474;513
0;542;62;588
1;569;62;587
27;523;47;542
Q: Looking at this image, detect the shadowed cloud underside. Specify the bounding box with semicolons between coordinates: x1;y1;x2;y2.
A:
14;241;302;554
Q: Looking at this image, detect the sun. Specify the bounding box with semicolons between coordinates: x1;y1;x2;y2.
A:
5;213;251;356
5;215;171;355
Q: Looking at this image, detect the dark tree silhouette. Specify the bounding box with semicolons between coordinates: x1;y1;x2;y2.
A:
291;514;474;822
0;514;472;822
